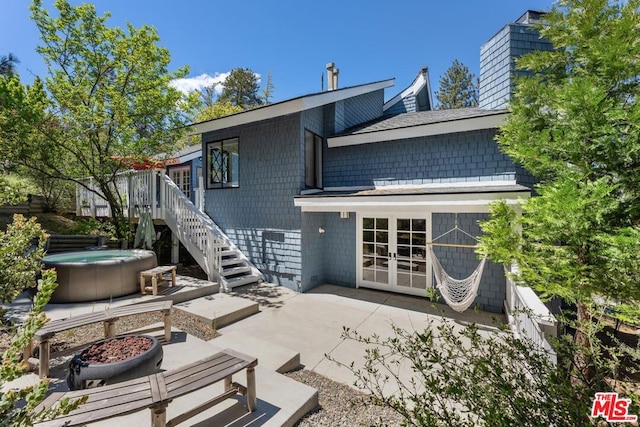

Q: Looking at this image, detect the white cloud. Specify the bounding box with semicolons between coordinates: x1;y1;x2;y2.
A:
170;72;230;95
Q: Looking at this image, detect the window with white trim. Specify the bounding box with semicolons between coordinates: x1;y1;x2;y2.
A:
206;137;239;188
304;130;322;189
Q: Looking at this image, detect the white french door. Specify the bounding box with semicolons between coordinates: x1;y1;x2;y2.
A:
170;166;191;199
358;214;432;296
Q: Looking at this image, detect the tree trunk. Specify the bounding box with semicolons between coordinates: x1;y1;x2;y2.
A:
571;301;596;390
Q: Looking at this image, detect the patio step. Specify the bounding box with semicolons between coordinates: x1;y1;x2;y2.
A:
221;265;251;277
21;328;318;427
224;273;262;289
210;330;300;374
174;293;259;329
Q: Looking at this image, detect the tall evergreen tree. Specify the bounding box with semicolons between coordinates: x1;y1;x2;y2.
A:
0;53;19;76
435;59;478;109
479;0;640;392
218;67;263;109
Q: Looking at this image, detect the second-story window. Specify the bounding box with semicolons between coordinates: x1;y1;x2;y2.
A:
305;130;322;189
206;137;239;189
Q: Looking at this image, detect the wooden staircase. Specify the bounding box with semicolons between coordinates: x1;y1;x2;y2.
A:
160;174;262;291
76;170;262;291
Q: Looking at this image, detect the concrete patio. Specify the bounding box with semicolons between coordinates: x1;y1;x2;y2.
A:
6;277;505;426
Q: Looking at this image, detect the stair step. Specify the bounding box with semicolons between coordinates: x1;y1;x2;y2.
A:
223;274;262;288
174;293;259;329
221;257;243;267
221;266;251;277
221;250;237;258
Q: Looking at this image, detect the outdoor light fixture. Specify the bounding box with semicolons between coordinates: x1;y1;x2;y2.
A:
318;227;325;234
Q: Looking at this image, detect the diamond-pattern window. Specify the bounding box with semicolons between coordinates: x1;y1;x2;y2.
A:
206;137;239;188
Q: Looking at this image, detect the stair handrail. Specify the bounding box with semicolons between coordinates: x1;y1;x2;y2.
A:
160;173;222;279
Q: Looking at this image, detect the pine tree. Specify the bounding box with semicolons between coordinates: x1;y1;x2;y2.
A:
435;60;478;109
0;53;19;76
218;67;263;110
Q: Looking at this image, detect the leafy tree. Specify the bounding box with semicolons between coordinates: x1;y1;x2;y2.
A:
0;185;84;424
2;0;198;239
218;67;263;109
479;0;640;389
435;59;478;109
0;53;19;76
196;100;243;122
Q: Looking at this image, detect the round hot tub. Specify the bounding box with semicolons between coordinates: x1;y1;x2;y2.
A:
42;250;157;303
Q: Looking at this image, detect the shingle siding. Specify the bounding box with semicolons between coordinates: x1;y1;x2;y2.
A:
432;213;505;313
323;129;518;187
479;23;552;110
301;212;356;291
202;114;304;290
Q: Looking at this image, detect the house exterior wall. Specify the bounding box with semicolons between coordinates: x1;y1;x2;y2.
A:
432;213;505;312
202;114;304;290
384;95;416;115
301;211;357;291
325;90;385;134
479;23;552;109
323;129;520;188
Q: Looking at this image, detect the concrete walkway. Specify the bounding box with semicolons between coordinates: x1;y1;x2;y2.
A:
221;283;505;391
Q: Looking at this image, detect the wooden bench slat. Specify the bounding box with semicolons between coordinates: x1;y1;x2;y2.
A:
165;363;249;401
164;357;241;390
29;301;173;378
162;353;235;382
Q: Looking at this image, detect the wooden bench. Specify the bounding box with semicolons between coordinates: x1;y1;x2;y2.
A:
140;266;177;295
25;300;173;378
34;349;258;427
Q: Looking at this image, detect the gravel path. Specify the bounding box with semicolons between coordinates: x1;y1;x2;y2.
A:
0;269;403;426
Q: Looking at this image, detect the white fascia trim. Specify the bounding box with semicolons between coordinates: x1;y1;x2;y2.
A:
371;180;517;190
190;79;395;135
383;72;427;112
294;191;530;213
327;113;508;148
166;150;201;166
322;186;374;192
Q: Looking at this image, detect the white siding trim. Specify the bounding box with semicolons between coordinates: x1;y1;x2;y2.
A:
295;191;530;213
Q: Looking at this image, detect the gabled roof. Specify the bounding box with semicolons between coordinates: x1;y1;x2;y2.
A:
383;67;433;114
328;108;508;147
166;143;201;165
190;79;395;135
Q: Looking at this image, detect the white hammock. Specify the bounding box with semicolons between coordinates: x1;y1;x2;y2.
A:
428;245;487;312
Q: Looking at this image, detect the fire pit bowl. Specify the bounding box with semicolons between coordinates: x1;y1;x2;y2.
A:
67;335;163;390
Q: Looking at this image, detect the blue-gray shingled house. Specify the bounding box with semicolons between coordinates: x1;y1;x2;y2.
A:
188;10;551;313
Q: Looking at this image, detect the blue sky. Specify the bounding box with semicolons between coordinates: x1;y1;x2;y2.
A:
2;0;556;104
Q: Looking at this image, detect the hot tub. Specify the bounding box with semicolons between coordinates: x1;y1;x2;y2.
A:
42;250;158;303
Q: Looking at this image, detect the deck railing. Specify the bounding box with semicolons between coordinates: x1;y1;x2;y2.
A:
505;263;557;364
76;169;160;219
76;169;223;282
160;173;223;281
